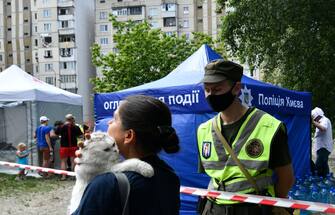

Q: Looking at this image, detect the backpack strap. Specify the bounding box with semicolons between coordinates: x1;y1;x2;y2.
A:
115;172;130;215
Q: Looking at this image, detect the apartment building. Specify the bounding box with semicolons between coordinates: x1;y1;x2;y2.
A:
0;0;95;122
29;0;96;121
95;0;222;57
0;0;33;73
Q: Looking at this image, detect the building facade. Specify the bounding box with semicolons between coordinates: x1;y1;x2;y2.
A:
0;0;95;122
0;0;33;73
95;0;222;59
31;0;95;122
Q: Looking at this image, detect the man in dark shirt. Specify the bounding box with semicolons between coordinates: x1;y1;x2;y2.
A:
55;114;82;180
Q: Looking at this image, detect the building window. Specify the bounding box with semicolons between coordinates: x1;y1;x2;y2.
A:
65;88;77;93
8;41;12;44
43;0;48;5
59;35;75;42
112;8;127;16
44;23;51;31
25;45;30;49
183;7;189;14
163;17;176;27
59;8;69;15
42;36;52;46
148;8;158;16
183;20;189;28
24;6;29;10
60;20;69;28
24;19;29;23
129;7;142;15
45;77;54;85
0;55;2;62
166;32;175;36
100;37;108;45
198;18;203;23
7;2;11;5
60;48;73;57
26;59;30;62
100;25;108;32
44;50;52;58
100;12;108;19
161;3;176;12
35;26;38;32
60;61;76;70
60;74;76;83
100;0;106;3
150;21;159;29
7;28;11;31
8;53;13;57
43;9;50;17
35;13;37;20
45;63;53;71
35;39;38;46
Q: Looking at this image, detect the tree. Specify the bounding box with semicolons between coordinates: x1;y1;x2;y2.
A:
219;0;335;120
92;16;225;93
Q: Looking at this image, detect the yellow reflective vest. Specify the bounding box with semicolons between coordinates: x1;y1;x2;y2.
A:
197;108;282;204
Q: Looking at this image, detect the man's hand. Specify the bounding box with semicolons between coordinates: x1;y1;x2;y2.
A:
274;164;295;198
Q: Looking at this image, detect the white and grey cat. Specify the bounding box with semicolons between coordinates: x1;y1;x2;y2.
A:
69;132;154;214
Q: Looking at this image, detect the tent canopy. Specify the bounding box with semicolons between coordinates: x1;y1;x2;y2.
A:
94;45;312;214
0;65;82;105
0;65;83;168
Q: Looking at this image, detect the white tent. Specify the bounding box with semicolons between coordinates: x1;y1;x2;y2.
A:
0;65;83;165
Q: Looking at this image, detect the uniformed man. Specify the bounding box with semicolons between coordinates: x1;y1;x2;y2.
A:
197;59;294;215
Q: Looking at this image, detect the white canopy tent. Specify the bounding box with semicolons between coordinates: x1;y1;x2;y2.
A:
0;65;83;165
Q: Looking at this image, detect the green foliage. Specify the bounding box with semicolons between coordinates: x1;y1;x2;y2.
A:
91;16;225;93
220;0;335;120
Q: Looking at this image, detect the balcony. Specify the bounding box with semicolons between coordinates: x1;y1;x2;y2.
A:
57;0;74;7
161;11;177;18
58;14;74;21
58;28;75;35
59;50;76;61
59;41;75;48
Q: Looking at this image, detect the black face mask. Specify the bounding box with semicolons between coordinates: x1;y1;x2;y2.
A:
206;85;236;112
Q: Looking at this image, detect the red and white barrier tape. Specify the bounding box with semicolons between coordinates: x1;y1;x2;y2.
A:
0;161;75;177
180;186;335;214
2;161;335;213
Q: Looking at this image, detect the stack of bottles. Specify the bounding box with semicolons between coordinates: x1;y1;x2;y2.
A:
288;172;335;215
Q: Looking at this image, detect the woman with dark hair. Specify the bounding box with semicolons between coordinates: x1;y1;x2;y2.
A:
73;95;180;215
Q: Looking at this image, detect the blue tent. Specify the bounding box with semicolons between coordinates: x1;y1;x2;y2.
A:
94;45;312;214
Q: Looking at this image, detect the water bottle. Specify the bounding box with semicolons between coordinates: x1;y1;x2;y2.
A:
310;186;320;203
329;188;335;204
320;188;329;203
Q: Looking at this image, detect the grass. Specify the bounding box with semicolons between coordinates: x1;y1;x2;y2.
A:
0;173;65;197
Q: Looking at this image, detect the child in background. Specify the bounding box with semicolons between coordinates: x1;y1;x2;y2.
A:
16;143;29;180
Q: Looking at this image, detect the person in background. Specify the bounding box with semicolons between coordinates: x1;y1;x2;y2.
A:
15;142;29;180
50;120;64;168
55;114;83;180
311;107;333;177
34;116;53;178
73;95;180;215
197;59;294;215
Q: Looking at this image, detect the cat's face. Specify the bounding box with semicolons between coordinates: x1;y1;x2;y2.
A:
74;132;120;176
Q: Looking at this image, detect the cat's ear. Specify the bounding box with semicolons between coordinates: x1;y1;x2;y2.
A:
78;141;84;149
84;133;91;140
